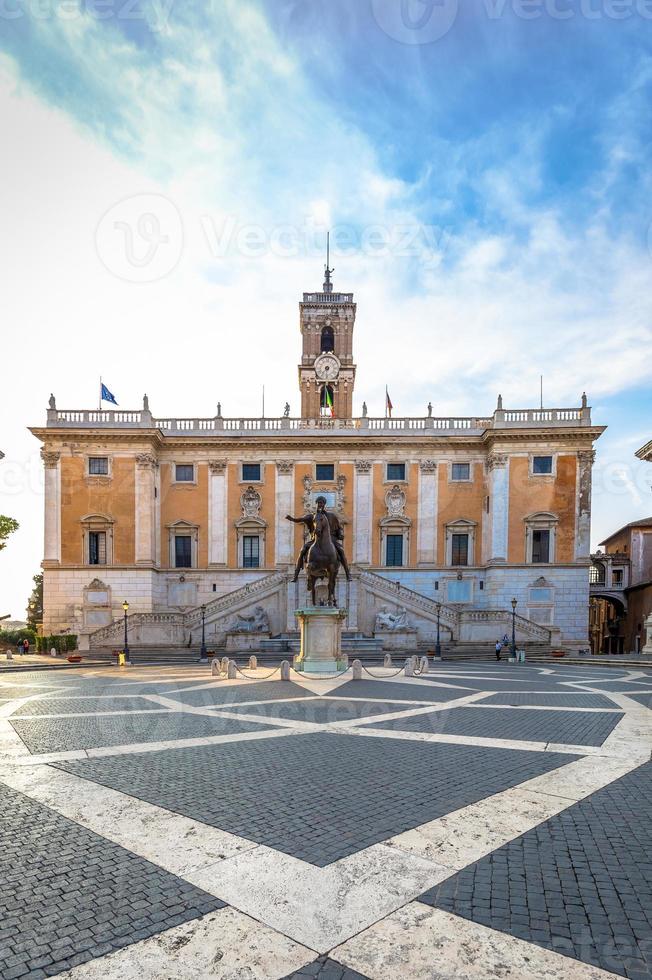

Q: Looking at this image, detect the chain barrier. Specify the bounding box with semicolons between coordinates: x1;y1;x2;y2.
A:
233;664;282;680
361;665;406;679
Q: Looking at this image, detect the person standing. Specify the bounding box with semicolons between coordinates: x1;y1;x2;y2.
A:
22;637;29;655
495;639;502;661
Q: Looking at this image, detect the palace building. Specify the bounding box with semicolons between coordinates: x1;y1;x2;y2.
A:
31;268;604;653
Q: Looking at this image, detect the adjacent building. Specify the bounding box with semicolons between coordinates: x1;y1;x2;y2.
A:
30;270;605;652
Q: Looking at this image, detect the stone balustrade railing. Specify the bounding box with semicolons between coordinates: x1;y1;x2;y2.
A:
45;406;592;433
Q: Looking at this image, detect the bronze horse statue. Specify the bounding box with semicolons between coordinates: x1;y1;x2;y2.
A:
305;510;339;606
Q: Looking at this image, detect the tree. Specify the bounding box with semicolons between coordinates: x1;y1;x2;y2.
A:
26;573;43;629
0;516;18;551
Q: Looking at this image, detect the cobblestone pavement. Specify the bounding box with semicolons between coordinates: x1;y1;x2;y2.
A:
0;782;223;979
362;704;623;746
0;661;650;978
55;733;576;866
479;691;619;708
11;711;280;754
419;761;652;979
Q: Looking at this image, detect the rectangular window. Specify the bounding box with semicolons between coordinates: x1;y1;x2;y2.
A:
613;569;623;586
387;462;406;481
386;534;403;567
451;533;469;566
88;457;109;476
175;464;194;482
174;535;192;568
532;455;553;475
243;535;260;569
315;463;335;481
242;463;261;482
451;462;471;481
532;529;550;563
89;531;106;565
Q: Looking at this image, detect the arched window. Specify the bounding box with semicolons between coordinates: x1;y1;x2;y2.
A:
321;326;334;352
320;385;334;417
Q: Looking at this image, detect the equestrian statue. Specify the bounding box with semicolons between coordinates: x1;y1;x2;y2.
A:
286;496;351;607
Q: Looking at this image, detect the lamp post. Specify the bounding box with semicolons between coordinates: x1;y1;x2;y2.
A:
200;604;207;662
511;597;517;660
435;602;442;659
122;600;130;663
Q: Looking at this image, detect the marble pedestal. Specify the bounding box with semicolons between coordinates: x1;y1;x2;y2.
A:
225;631;271;652
642;614;652;655
293;607;348;674
376;628;418;652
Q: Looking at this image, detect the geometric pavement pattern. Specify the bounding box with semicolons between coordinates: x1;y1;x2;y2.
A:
0;782;222;980
0;659;650;979
55;732;578;866
361;705;624;746
419;760;652;979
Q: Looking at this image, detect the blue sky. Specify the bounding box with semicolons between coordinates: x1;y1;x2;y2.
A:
0;0;651;616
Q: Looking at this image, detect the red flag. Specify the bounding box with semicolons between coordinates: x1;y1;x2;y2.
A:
386;387;393;418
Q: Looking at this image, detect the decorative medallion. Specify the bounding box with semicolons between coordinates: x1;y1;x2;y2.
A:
385;484;406;517
241;486;262;518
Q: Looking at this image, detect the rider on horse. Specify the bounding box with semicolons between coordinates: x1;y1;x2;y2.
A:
286;496;352;582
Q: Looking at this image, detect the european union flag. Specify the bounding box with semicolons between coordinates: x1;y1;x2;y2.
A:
101;383;118;406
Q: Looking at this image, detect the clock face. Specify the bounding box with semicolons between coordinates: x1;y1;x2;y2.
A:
315;353;340;381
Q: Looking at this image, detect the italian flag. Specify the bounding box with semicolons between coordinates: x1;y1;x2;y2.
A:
325;387;334;417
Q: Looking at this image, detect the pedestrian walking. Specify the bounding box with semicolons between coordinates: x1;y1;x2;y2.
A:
495;640;502;661
22;638;30;655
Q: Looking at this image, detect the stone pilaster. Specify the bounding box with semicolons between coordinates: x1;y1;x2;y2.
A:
575;450;595;561
416;460;437;565
208;460;227;566
487;453;509;564
353;460;373;565
41;450;61;565
134;454;158;565
275;461;294;566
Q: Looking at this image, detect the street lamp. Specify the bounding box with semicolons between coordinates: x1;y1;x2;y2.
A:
200;604;207;662
435;602;442;659
122;600;130;663
511;597;517;660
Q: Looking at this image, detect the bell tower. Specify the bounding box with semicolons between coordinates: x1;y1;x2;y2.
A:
298;236;357;419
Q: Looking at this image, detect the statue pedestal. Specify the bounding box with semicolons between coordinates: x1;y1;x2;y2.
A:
293;608;348;674
375;628;418;652
642;615;652;655
226;632;271;652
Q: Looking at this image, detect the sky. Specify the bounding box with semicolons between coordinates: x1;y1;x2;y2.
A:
1;0;652;618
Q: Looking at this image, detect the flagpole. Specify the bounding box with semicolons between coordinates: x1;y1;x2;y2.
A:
385;385;388;419
99;376;102;412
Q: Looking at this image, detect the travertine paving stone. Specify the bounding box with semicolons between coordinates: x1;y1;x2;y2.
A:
11;697;170;716
332;680;472;702
0;780;223;979
479;692;619;708
282;955;371;979
56;732;577;866
420;760;652;979
363;706;623;746
11;712;279;754
624;692;652;710
222;698;416;723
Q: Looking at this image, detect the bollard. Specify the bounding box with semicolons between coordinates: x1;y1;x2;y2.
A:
352;659;362;680
419;655;429;674
6;651;12;661
50;647;57;658
227;659;237;679
248;655;258;670
280;660;290;681
211;658;221;677
221;656;229;674
411;655;419;670
383;653;392;668
405;657;414;677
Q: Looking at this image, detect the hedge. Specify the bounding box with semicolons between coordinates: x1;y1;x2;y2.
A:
35;635;78;654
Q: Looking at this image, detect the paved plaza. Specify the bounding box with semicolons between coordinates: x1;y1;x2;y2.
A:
0;662;651;978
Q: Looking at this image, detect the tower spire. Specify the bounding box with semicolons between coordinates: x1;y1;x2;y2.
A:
323;230;334;293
